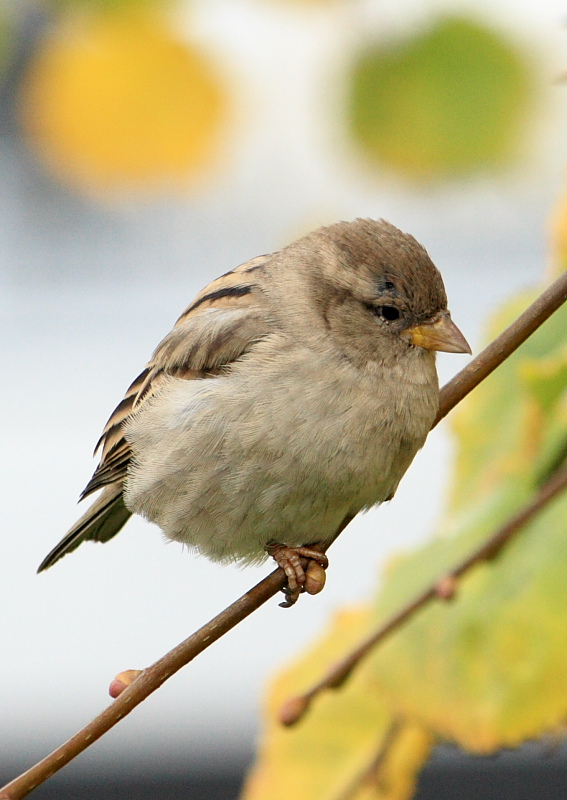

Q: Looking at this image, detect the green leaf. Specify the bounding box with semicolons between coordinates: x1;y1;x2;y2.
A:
347;15;534;180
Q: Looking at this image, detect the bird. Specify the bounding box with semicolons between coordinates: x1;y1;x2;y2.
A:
38;218;470;606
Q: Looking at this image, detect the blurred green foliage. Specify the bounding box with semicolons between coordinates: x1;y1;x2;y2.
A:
242;608;434;800
0;8;12;80
347;16;534;180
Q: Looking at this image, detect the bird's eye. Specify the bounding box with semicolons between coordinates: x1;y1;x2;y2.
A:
376;305;400;322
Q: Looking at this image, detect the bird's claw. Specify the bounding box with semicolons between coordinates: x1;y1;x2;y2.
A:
266;543;329;608
278;584;302;609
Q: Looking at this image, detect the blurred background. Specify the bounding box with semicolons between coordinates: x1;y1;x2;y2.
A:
2;0;567;797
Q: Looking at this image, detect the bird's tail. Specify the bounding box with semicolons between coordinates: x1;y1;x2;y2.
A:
37;484;131;572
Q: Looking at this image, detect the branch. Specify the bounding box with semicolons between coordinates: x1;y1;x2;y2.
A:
279;465;567;727
435;269;567;425
331;718;404;800
2;270;567;798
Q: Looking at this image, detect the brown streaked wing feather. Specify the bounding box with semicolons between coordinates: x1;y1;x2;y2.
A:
37;485;130;572
173;254;269;326
81;264;271;499
39;259;273;572
93;367;151;459
80;443;131;499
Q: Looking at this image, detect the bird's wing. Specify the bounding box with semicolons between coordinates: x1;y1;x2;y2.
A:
38;256;272;571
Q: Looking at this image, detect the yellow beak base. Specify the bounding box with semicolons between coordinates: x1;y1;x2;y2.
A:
404;313;471;355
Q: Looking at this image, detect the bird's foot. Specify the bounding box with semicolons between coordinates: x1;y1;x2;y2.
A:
266;543;329;608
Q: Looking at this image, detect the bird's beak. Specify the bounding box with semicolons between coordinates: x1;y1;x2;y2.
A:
403;311;472;355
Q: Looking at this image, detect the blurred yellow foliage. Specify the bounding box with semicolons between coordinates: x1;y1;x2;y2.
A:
20;9;226;194
241;608;434;800
273;0;338;5
549;191;567;277
51;0;171;10
51;0;170;10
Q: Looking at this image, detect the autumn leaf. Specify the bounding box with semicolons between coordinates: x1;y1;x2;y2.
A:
19;7;227;195
241;609;434;800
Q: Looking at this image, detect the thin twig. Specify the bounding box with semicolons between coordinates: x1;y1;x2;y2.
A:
279;466;567;727
331;718;404;800
2;271;567;798
435;270;567;425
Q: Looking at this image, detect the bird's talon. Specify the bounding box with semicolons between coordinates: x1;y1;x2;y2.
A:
279;585;301;608
267;542;327;606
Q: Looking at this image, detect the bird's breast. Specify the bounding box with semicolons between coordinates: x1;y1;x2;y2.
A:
123;344;439;562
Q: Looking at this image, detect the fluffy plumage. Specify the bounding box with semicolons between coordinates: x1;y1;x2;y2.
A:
38;219;469;596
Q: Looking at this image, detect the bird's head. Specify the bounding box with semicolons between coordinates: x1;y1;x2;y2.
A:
304;218;471;367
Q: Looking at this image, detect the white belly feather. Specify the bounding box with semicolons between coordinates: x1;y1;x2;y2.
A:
124;346;438;565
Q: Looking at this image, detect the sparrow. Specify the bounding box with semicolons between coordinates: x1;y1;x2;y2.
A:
38;218;470;606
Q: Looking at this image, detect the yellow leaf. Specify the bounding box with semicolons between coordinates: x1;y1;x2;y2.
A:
20;9;226;195
351;723;433;800
242;608;434;800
